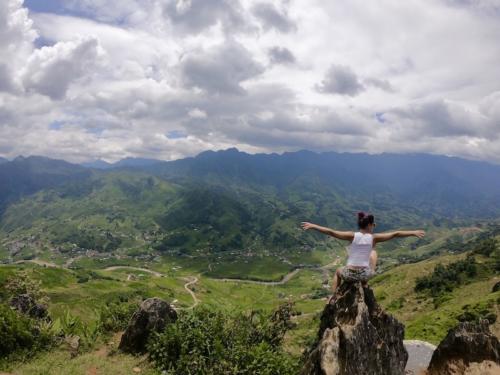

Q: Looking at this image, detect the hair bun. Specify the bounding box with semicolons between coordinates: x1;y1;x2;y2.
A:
357;211;365;219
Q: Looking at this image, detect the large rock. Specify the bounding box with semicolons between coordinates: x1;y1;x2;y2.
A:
119;297;177;354
427;320;500;375
10;293;49;320
301;282;408;375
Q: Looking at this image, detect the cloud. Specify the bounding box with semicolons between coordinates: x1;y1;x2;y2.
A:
0;0;500;165
268;46;296;64
316;65;365;96
21;36;104;100
364;77;394;92
180;40;265;95
252;2;296;33
162;0;250;34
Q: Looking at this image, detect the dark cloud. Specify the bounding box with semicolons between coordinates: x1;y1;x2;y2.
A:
163;0;250;34
364;77;394;92
268;46;296;64
316;65;365;96
180;40;265;95
252;3;296;33
389;99;495;138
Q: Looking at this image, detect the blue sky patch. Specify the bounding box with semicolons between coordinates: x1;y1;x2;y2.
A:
167;130;188;139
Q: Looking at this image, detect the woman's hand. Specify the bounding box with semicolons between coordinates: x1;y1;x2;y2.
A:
301;222;316;231
413;230;425;238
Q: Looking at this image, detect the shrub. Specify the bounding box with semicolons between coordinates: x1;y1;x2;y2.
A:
148;303;299;375
472;238;498;257
3;270;47;303
97;299;139;333
0;304;53;366
414;255;477;298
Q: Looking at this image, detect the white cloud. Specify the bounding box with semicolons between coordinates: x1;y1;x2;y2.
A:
0;0;499;164
22;36;104;99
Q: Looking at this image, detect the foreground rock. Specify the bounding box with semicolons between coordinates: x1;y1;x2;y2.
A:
426;320;500;375
10;293;49;320
301;281;408;375
119;297;177;354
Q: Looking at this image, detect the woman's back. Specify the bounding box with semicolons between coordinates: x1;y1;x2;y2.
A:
346;232;373;268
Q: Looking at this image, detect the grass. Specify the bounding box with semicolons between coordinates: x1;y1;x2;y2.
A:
371;250;500;344
2;229;499;374
10;347;160;375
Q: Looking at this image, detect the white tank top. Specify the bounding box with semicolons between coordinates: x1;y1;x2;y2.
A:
346;232;373;268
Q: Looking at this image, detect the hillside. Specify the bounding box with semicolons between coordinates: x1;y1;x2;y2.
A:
2;149;500;272
371;233;500;343
0;227;498;374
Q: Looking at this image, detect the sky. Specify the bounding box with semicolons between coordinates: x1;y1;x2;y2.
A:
0;0;499;163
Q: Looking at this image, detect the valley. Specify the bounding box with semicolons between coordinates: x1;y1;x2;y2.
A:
0;150;499;374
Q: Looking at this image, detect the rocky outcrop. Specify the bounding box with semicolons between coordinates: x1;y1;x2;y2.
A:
10;293;49;320
427;320;500;375
492;281;500;293
119;297;177;354
301;281;407;375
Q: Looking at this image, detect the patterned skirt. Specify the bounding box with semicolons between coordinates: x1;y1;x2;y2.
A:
340;267;375;282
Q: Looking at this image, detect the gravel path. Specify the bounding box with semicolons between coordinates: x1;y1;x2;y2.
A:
404;340;436;375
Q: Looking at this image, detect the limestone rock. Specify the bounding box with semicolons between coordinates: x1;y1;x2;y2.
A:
427;320;500;375
301;282;408;375
64;335;80;357
119;297;177;354
492;281;500;293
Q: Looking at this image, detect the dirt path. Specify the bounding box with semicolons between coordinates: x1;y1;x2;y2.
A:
181;276;199;309
217;268;302;286
13;259;60;268
216;258;340;286
103;266;163;277
102;266;200;310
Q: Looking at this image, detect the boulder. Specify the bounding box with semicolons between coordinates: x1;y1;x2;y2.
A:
119;297;177;354
301;281;408;375
10;293;49;320
492;281;500;293
426;320;500;375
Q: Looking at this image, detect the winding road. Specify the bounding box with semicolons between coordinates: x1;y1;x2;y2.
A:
9;257;340;310
181;276;200;309
213;259;339;286
103;265;163;277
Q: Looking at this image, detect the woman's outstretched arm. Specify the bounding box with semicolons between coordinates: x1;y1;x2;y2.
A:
373;230;425;245
301;222;355;241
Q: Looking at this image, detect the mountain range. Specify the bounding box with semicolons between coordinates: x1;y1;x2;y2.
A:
1;149;499;261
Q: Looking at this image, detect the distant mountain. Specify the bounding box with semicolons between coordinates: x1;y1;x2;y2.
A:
142;149;500;218
81;159;112;169
113;157;162;168
0;157;8;164
0;156;91;213
82;157;162;169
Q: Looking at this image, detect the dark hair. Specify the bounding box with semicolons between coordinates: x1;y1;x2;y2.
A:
357;212;374;229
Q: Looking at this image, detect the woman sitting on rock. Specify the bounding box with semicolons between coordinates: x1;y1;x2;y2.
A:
301;212;425;302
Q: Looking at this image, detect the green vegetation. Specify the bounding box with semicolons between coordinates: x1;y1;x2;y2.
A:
0;304;53;365
371;233;500;343
414;255;478;299
148;304;299;375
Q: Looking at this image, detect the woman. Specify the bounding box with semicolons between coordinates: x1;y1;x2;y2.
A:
301;212;425;302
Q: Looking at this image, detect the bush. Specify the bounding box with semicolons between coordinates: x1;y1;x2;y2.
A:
415;255;477;298
472;238;498;257
97;299;139;333
3;270;47;303
148;303;299;375
0;304;53;366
